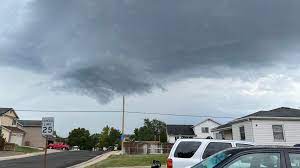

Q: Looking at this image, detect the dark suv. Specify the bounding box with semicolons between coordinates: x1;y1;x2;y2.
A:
192;147;300;168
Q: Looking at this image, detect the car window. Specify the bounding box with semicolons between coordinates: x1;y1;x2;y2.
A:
192;150;235;168
225;153;280;168
202;142;232;159
174;141;202;158
236;143;254;147
289;153;300;168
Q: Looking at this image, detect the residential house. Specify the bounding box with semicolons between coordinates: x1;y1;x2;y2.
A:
192;118;221;139
166;118;221;143
0;108;25;146
0;108;46;148
18;120;46;148
212;107;300;146
166;125;196;143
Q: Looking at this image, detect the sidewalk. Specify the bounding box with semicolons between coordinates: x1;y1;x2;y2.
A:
0;149;60;161
67;151;119;168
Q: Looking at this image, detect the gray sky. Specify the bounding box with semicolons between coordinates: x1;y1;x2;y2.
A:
1;0;300;137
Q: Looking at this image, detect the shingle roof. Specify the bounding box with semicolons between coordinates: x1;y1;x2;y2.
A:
2;126;25;133
243;107;300;118
18;120;42;127
166;125;195;136
0;108;13;116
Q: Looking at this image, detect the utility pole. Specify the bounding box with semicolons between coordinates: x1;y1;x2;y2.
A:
121;96;125;154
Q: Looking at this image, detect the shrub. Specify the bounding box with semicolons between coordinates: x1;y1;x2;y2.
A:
0;133;6;151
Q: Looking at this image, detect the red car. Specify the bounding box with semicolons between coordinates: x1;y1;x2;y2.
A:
48;143;70;150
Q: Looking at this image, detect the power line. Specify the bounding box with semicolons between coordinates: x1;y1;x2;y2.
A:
15;109;235;119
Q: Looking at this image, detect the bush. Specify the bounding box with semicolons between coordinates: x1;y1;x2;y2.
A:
0;133;6;151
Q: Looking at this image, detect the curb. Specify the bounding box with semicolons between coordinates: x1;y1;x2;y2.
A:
67;151;120;168
0;149;61;161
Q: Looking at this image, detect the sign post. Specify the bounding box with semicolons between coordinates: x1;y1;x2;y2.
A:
42;117;54;168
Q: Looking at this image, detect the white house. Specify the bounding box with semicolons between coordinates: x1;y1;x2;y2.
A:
166;118;221;143
212;107;300;146
192;118;221;139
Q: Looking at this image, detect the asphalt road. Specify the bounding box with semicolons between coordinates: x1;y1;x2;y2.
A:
0;150;105;168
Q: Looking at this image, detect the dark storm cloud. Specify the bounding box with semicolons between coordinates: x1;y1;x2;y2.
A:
1;0;300;102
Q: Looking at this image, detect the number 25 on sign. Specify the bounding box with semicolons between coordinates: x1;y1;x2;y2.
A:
42;117;54;136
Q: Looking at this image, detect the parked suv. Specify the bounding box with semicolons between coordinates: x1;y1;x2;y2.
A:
192;146;300;168
167;139;254;168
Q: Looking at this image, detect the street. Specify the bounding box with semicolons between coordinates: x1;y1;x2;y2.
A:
0;151;105;168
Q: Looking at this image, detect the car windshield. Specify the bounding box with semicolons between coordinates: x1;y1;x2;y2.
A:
192;149;235;168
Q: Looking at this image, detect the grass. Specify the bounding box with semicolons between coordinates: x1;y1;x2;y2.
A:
15;146;42;153
88;154;168;168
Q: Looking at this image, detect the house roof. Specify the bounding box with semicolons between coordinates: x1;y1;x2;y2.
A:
213;107;300;132
0;108;13;116
192;118;221;128
18;120;42;127
0;108;19;119
243;107;300;118
166;125;195;136
2;126;25;133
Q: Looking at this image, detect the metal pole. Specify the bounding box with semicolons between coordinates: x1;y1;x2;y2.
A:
44;137;48;168
121;96;125;154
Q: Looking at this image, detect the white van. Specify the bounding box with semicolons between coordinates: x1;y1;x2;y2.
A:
167;139;254;168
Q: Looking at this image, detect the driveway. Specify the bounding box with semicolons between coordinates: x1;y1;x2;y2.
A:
0;150;105;168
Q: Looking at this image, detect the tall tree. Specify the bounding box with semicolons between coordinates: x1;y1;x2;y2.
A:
68;128;92;150
90;133;101;148
132;119;167;142
98;126;121;149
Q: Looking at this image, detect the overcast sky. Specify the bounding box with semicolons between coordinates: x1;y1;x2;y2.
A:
1;0;300;137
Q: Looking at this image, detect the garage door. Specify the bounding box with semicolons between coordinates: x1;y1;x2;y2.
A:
10;133;24;146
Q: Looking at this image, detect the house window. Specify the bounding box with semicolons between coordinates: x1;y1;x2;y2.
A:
12;119;17;126
272;125;284;141
201;127;209;133
239;126;245;140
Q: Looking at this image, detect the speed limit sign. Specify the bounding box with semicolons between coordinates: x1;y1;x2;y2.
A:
42;117;54;136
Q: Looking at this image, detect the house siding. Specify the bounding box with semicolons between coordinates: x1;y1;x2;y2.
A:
22;127;46;148
193;120;220;139
167;135;176;143
0;111;17;127
232;121;253;142
223;130;233;140
252;119;300;146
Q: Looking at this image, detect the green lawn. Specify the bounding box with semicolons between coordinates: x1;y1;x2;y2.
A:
88;154;168;168
15;146;42;153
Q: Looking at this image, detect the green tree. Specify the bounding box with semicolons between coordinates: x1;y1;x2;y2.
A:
68;128;92;150
99;126;121;149
90;133;101;148
132;119;167;142
0;129;5;151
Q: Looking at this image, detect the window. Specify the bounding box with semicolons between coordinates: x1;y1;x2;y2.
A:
236;143;254;147
202;142;232;159
225;153;281;168
192;150;234;168
239;126;245;140
289;153;300;168
12;119;17;126
174;141;202;158
201;127;209;133
272;125;285;141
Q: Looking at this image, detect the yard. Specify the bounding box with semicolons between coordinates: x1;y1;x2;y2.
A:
88;154;168;168
15;146;42;153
